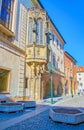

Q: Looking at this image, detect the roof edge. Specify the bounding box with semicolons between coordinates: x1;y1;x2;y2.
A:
65;51;77;63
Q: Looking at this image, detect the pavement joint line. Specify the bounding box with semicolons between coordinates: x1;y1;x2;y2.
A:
0;106;50;130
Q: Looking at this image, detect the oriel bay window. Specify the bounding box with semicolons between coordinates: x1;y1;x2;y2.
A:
28;18;43;45
0;0;14;29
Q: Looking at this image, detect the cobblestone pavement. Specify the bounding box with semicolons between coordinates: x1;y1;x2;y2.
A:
0;106;39;123
1;95;84;130
5;110;84;130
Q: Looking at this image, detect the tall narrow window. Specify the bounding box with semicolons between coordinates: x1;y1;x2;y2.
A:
36;21;39;44
52;34;54;44
53;55;56;67
52;55;58;69
29;19;33;44
36;19;43;44
39;21;43;44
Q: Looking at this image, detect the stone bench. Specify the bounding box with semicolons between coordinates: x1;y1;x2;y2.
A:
0;102;24;113
49;106;84;125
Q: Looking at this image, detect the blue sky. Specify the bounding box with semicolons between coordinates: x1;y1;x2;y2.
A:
40;0;84;66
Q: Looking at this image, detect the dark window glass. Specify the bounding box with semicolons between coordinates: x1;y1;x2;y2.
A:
53;56;55;67
1;6;6;22
46;33;50;44
57;40;59;46
52;34;54;43
2;0;11;9
0;0;13;28
36;21;39;44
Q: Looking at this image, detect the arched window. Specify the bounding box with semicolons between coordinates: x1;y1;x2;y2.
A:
29;19;33;44
36;19;43;44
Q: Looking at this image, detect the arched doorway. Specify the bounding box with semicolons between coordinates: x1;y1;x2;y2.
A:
57;82;63;96
43;80;50;99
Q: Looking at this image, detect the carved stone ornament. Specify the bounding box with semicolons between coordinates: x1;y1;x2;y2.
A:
28;7;46;20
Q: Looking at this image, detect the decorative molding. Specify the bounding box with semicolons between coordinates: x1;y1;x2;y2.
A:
0;36;25;56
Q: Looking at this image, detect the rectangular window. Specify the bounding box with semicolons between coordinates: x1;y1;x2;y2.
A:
52;55;58;69
36;19;43;45
53;56;55;67
46;33;50;44
36;21;39;44
56;39;59;48
0;0;13;29
40;22;43;44
29;20;33;44
52;34;54;43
